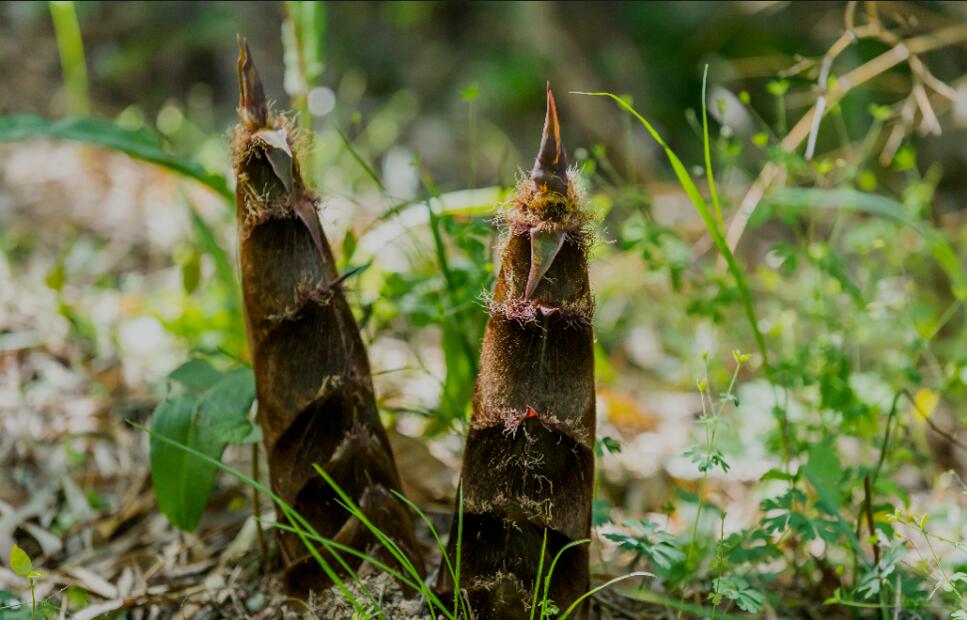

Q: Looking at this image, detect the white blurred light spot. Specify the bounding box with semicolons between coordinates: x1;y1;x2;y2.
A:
308;86;336;117
118;316;166;356
625;325;662;369
382;145;419;199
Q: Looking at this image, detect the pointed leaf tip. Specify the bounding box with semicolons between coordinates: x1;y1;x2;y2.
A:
531;83;570;196
236;34;268;128
525;229;567;300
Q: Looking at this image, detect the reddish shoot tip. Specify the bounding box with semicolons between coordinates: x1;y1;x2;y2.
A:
531;83;569;196
236;34;268;128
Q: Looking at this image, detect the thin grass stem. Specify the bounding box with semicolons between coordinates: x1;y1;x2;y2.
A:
49;1;89;117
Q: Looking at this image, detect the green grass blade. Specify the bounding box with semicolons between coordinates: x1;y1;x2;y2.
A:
701;65;725;233
49;1;89;117
0;115;232;200
541;538;590;616
312;465;455;619
454;482;464;619
387;489;471;619
389;489;469;619
529;529;549;620
335;126;386;191
418;170;479;373
574;90;769;367
265;520;421;592
558;572;652;620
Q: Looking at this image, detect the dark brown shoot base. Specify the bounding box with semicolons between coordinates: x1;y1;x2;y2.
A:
232;37;423;596
439;86;596;620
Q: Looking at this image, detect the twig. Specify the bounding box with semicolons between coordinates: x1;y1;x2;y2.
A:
904;388;967;454
911;76;941;135
724;18;967;254
863;475;880;566
872;392;902;487
880;93;917;165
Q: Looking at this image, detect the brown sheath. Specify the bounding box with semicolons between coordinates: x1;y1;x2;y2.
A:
232;36;423;596
438;84;596;620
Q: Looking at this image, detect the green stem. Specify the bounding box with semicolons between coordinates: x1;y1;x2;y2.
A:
49;1;90;117
701;66;725;233
680;360;743;617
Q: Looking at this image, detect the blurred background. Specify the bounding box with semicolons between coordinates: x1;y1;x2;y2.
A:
1;1;967;617
6;2;966;190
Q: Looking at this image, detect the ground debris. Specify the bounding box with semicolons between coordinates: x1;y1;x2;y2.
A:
301;572;430;620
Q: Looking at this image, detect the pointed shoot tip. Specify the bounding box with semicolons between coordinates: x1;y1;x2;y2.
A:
531;83;569;196
236;34;268;128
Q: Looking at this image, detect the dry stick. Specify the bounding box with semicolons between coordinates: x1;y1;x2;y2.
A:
860;16;953;158
232;36;422;595
881;90;918;166
724;20;967;255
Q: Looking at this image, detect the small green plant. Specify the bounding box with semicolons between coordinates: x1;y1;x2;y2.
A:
682;351;746;583
709;575;764;614
149;358;260;532
604;519;685;572
8;545;43;620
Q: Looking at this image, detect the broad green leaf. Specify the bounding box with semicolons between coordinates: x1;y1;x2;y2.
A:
603;519;684;571
151;364;259;529
0;115;232;200
8;545;31;578
149;393;225;531
199;368;260;444
168;358;223;393
803;440;843;513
